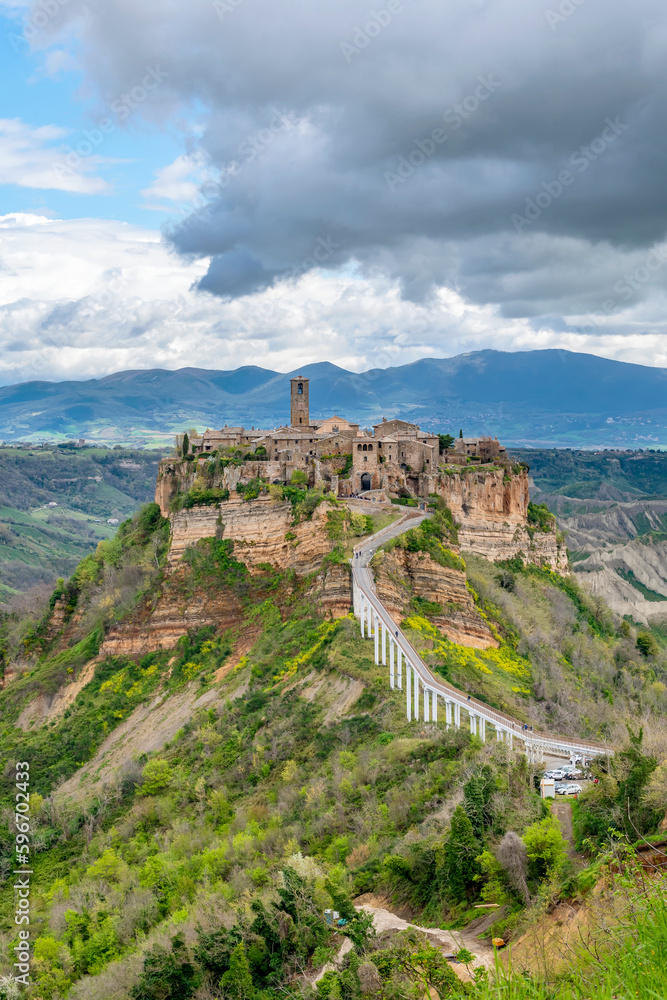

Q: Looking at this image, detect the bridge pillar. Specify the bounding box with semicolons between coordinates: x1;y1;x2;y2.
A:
445;700;452;728
359;593;365;636
470;713;477;736
432;689;438;723
381;620;387;666
389;638;395;689
406;661;411;721
374;613;379;664
397;648;402;690
413;667;419;721
496;727;503;742
424;686;430;722
454;702;461;729
479;717;486;742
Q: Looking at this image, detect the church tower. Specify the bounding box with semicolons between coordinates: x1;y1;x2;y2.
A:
290;376;309;427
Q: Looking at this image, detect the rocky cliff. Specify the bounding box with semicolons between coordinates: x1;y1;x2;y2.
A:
168;495;334;575
101;497;351;659
372;547;498;649
432;468;567;572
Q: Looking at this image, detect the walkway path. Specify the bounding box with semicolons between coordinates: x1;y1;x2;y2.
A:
351;512;611;761
356;898;494;972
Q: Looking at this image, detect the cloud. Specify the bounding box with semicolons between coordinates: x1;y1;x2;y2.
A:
0;118;111;194
2;213;667;390
140;152;212;209
22;0;667;316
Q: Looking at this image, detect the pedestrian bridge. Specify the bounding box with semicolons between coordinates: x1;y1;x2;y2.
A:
351;510;610;763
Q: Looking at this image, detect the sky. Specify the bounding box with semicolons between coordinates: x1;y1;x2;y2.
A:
1;0;667;385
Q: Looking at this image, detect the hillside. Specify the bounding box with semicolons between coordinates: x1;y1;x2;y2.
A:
0;446;163;599
1;478;666;998
514;449;667;626
1;349;667;447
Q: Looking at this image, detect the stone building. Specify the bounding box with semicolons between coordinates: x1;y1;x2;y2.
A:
185;378;499;498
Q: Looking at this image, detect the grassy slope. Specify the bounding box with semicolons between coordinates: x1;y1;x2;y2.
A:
510;449;667;498
0;446;164;595
0;502;665;997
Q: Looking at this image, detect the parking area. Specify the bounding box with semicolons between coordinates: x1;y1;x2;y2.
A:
541;753;596;797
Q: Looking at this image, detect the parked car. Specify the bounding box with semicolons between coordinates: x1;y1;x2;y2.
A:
556;783;583;795
564;770;583;780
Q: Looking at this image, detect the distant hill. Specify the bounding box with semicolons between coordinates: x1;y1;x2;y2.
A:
1;349;667;447
0;446;162;597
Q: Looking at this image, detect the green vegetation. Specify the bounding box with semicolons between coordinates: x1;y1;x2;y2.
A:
182;484;230;508
1;495;667;998
380;504;463;569
527;502;557;535
0;446;164;596
511;447;667;498
615;567;667;602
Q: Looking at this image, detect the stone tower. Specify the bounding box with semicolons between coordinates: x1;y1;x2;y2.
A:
290;376;309;427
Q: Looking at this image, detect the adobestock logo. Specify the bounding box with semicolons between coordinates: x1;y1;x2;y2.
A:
511;117;628;233
8;0;74;53
51;66;169;185
340;0;414;64
384;75;502;191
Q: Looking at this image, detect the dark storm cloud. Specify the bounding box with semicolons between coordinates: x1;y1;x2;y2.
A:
33;0;667;313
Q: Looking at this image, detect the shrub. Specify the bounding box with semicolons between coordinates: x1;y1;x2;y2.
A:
183;485;230;508
130;933;199;1000
527;501;556;533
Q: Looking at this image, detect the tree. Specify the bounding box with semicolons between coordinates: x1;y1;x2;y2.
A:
523;815;567;882
131;933;199;1000
290;469;307;486
616;723;658;836
182;432;190;457
438;433;455;454
636;632;658;658
139;758;173;796
437;806;480;903
459;429;463;438
463;765;496;842
495;831;531;904
221;942;255;999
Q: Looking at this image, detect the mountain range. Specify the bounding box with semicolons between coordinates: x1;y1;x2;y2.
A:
2;348;667;448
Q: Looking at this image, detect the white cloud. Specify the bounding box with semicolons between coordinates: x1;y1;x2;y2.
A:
0;118;111;194
1;213;667;388
140;152;212;208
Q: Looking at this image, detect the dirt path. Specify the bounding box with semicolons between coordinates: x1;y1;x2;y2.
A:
551;800;582;859
355;899;495;970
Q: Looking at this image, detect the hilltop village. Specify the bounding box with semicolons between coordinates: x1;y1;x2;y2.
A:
160;376;508;501
154;379;567;575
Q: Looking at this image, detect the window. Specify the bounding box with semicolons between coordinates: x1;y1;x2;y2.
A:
297;382;303;394
363;444;367;451
368;444;373;451
357;444;362;451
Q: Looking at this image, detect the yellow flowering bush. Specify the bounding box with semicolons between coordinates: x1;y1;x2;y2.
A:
273;619;340;682
402;615;531;685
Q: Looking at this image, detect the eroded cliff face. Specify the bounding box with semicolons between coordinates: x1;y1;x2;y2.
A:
100;497;350;659
372;547;498;649
432;469;567;573
99;584;245;659
168;495;334;575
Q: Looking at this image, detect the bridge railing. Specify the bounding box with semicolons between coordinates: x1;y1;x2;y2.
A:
351;525;611;759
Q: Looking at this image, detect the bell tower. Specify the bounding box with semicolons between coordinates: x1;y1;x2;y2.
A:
290;376;309;427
